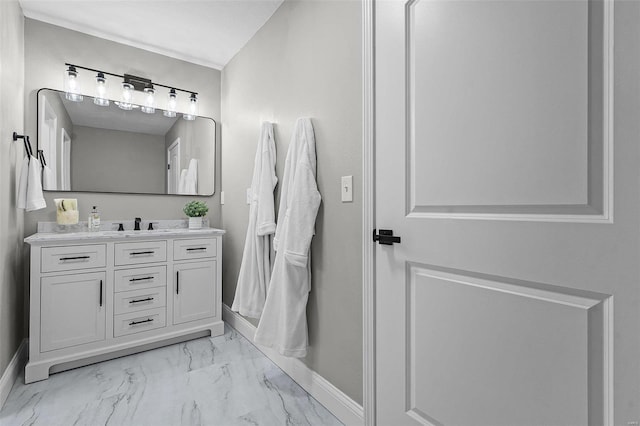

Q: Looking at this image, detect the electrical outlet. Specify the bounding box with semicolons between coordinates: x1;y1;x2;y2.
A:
220;191;225;205
246;188;252;205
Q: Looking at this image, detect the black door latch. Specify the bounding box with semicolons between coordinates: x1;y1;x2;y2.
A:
373;229;401;245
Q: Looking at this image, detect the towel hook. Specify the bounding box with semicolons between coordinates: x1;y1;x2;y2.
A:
37;150;47;167
12;132;25;141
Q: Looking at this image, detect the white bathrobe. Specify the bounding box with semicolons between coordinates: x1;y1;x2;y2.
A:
232;122;278;318
254;118;321;358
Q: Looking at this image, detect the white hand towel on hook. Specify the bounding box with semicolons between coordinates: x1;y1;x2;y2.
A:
42;163;55;191
17;154;46;211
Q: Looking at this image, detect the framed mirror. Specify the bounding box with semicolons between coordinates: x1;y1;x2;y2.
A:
37;88;215;196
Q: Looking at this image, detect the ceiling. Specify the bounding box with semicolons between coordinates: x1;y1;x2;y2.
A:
19;0;285;69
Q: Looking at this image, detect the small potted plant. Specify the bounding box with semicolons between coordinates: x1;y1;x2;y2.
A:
184;200;209;229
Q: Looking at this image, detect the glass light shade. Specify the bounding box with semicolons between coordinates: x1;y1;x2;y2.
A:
141;87;155;114
64;66;83;102
93;73;109;106
183;93;198;121
118;82;134;111
163;89;177;118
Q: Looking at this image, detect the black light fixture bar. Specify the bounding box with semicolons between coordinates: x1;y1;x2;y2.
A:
65;63;198;95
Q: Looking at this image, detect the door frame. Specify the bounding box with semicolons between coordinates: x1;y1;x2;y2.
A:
167;137;181;194
362;0;375;424
60;127;71;191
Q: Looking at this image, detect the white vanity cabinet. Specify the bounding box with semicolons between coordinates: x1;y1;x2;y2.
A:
24;228;225;383
40;271;106;352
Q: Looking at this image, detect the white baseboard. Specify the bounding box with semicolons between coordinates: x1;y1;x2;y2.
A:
222;304;364;426
0;339;27;410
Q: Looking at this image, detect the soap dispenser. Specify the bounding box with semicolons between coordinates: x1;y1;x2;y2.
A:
88;206;101;231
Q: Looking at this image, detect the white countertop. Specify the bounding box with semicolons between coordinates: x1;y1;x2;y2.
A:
25;226;225;245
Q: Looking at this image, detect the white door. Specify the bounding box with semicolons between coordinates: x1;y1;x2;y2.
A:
40;272;106;352
375;0;639;425
167;138;180;194
173;261;216;325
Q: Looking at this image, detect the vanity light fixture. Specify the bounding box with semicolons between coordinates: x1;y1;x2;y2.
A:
141;87;156;114
183;93;198;121
62;63;198;118
163;89;177;118
118;82;134;110
93;72;109;106
64;65;83;102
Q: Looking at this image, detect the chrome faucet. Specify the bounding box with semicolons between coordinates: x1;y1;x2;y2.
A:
134;217;142;231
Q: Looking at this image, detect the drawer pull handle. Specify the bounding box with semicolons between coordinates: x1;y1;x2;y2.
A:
130;251;155;256
129;276;154;282
60;256;90;261
129;297;154;304
186;247;207;251
129;318;154;326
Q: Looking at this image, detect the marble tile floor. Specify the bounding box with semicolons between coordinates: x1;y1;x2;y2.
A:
0;325;343;426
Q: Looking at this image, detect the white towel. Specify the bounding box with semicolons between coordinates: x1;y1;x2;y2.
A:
184;158;198;194
232;122;277;318
177;159;198;195
254;118;321;357
17;155;46;211
16;155;29;209
178;169;188;194
42;164;55;190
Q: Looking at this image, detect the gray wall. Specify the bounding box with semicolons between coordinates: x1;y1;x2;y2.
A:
165;117;216;195
71;126;165;193
24;18;221;234
0;0;25;378
221;0;363;403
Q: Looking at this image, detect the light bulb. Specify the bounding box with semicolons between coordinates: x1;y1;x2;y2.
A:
163;88;177;118
118;82;134;110
64;65;83;102
141;87;155;114
93;72;109;106
183;93;198;121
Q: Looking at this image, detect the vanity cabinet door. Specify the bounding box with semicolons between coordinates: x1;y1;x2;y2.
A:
173;261;216;325
40;272;106;352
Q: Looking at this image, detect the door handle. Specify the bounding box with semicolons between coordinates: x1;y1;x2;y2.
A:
99;279;103;307
373;229;401;245
176;271;179;294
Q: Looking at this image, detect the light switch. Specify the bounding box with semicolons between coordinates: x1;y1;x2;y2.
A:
220;191;225;205
341;176;353;202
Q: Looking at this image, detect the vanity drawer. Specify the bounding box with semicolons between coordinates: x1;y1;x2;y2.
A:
114;266;166;292
114;241;167;266
114;308;166;337
41;244;106;273
114;286;166;315
173;238;217;261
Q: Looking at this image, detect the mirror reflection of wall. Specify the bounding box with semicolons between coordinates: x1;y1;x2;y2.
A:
37;89;216;196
